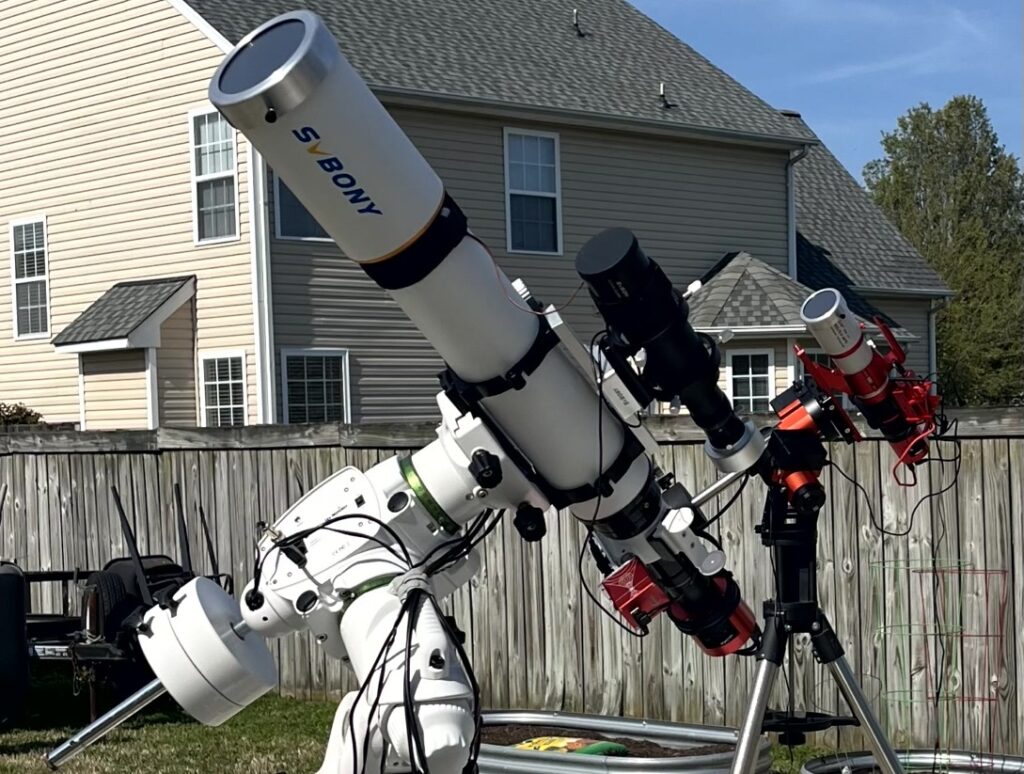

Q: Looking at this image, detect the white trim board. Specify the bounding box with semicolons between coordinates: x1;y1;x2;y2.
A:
165;0;233;52
145;347;159;429
249;148;276;423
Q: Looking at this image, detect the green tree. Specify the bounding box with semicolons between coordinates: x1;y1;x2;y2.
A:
864;95;1024;405
0;402;41;426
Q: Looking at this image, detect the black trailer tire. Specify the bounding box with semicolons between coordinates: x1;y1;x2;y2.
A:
0;562;30;729
84;571;129;640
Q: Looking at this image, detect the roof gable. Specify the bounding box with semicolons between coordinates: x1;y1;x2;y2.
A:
689;252;810;328
53;276;196;350
186;0;814;145
688;252;914;339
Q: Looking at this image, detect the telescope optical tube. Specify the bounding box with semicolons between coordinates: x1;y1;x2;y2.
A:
209;10;650;522
800;289;926;460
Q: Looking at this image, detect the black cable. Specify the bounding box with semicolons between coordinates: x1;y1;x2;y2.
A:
403;591;430;773
413;510;491;571
702;474;750;530
354;599;408;772
251;512;413;595
425;511;505;577
576;329;648;639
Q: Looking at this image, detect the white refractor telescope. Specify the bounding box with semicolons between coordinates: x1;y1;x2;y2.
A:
46;10;775;773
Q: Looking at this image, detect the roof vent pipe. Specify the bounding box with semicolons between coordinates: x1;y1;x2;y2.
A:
659;82;676;109
573;9;587;37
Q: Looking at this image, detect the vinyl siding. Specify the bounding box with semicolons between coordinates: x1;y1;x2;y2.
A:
157;298;197;427
862;296;932;376
270;105;790;422
81;350;148;430
0;0;256;426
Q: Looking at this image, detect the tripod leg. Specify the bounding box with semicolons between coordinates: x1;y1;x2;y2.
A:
828;656;905;774
730;659;779;774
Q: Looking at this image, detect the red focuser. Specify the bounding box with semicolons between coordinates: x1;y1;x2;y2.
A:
601;559;757;657
601;558;671;632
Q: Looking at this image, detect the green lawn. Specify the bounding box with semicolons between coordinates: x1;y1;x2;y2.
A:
0;675;337;774
0;671;825;773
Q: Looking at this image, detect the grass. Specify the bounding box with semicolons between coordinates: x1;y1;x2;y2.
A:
0;669;337;774
771;743;833;774
1;669;829;773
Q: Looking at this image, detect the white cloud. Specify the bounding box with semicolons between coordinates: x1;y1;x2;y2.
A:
801;46;952;84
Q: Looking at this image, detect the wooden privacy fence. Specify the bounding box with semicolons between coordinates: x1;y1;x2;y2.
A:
1;411;1022;754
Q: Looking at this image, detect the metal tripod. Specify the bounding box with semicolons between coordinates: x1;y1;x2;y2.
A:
729;489;905;774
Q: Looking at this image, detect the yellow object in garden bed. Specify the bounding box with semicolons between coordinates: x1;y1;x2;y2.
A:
515;736;630;756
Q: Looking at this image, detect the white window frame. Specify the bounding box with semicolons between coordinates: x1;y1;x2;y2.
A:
198;349;248;427
273;174;332;243
9;215;51;341
503;127;563;256
280;348;352;424
725;348;776;413
189;107;241;246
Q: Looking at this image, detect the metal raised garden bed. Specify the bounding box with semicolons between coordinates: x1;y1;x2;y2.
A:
478;710;771;773
801;751;1024;774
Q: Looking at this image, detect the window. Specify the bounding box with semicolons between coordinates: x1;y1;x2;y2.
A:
504;129;561;254
275;175;330;240
10;218;49;338
281;349;351;424
191;110;237;242
728;350;774;414
200;352;246;426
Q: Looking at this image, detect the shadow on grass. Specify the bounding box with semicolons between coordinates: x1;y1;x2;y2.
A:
8;663;190;733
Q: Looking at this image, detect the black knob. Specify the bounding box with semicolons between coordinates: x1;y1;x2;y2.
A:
296;590;318;613
793;483;826;516
244;589;264;611
469;450;503;488
513;503;547;543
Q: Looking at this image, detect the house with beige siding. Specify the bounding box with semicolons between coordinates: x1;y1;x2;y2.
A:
0;0;948;429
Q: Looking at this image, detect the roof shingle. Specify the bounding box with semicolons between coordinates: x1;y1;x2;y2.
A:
53;276;195;346
190;0;815;145
790;115;948;294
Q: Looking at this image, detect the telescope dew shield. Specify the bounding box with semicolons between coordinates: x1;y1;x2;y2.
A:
209;12;646;515
800;288;916;450
210;13;442;266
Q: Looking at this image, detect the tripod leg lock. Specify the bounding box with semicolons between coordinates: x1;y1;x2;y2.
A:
810;613;845;664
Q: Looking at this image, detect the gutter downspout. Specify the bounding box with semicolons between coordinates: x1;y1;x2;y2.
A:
928;296;950;389
786;145;810;280
249;145;276;423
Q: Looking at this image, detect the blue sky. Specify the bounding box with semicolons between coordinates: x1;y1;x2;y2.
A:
629;0;1022;179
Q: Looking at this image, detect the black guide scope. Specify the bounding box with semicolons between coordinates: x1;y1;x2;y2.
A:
575;228;748;452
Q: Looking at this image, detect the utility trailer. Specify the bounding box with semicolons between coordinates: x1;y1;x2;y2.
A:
0;484;232;727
